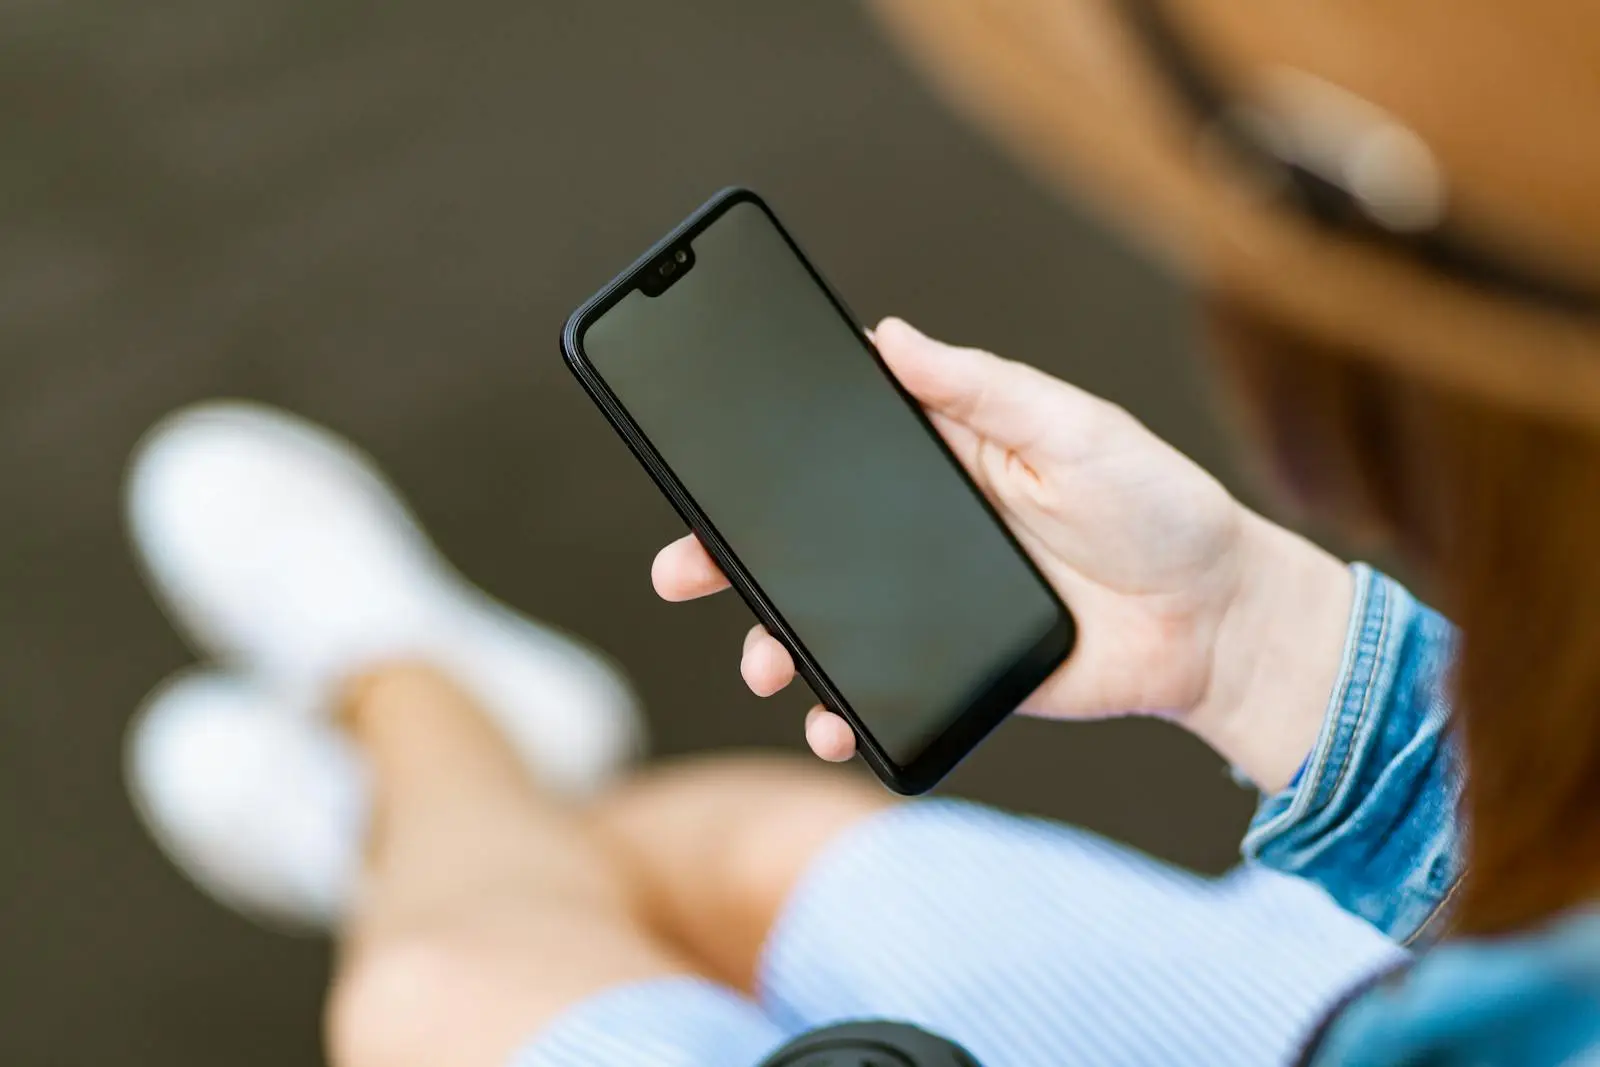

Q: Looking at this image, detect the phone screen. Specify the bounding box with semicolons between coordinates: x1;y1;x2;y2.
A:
575;196;1068;778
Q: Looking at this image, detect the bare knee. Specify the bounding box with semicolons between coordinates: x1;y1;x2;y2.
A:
601;753;890;891
328;935;493;1067
684;755;890;908
589;752;893;985
329;911;684;1067
607;751;888;815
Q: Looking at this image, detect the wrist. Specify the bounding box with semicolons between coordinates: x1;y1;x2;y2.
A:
1184;510;1354;793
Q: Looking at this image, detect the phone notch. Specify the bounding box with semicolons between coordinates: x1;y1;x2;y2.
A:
637;242;696;297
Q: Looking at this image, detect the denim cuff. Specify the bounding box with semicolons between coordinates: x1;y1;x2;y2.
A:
1243;564;1464;945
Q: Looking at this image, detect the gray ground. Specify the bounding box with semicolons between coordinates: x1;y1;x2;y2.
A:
2;3;1263;1063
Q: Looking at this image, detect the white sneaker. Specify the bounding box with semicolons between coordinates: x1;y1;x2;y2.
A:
124;402;644;924
127;671;364;930
126;401;641;793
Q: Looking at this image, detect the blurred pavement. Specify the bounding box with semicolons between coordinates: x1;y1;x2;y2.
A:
0;2;1255;1063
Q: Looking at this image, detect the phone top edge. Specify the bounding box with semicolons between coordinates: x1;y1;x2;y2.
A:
562;187;767;363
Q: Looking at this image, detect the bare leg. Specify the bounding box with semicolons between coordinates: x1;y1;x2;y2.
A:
585;757;893;993
327;664;892;1067
327;665;691;1067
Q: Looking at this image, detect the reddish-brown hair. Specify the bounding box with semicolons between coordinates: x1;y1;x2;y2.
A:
1209;296;1600;937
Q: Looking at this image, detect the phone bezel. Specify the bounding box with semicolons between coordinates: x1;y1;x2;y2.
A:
561;187;1075;794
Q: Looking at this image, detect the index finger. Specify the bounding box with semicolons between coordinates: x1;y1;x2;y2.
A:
651;533;731;601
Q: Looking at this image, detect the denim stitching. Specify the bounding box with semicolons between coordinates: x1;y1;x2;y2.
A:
1321;572;1392;814
1401;870;1464;947
1292;566;1373;823
1243;565;1375;853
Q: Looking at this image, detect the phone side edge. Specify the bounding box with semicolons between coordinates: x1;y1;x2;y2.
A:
562;187;760;350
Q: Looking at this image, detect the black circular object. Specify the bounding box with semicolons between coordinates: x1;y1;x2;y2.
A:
761;1021;980;1067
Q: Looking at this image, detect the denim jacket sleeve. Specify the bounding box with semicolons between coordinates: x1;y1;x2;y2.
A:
1242;564;1465;945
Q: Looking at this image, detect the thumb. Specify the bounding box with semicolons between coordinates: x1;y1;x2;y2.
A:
874;317;1075;453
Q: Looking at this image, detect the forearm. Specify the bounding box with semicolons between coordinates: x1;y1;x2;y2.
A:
1167;514;1466;942
1182;510;1354;794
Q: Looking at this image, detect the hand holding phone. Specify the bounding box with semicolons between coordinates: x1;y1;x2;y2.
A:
655;316;1356;794
569;189;1349;793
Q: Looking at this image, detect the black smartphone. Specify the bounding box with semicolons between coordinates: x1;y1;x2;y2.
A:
562;188;1074;793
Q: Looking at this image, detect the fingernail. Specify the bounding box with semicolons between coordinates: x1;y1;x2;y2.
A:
875;316;919;340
